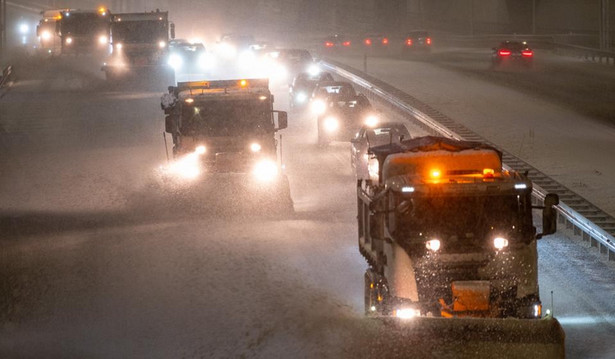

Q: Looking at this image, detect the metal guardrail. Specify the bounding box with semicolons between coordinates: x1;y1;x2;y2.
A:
321;59;615;262
552;42;615;65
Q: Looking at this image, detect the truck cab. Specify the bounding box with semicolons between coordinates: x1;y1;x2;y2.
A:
103;10;174;82
161;79;288;185
57;8;111;56
358;136;559;319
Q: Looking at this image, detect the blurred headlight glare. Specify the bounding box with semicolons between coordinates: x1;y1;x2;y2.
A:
493;237;509;250
253;159;278;182
311;99;326;115
323;116;339;132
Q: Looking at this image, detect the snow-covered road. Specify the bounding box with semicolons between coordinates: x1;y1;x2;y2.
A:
0;54;613;358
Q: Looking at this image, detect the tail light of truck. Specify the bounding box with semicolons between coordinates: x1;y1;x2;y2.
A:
405;38;412;46
521;49;533;57
498;49;511;56
426;37;432;45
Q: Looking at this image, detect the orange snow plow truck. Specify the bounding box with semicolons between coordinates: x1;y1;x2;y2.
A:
356;136;565;358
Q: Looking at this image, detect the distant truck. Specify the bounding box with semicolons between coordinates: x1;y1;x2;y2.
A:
102;10;175;82
36;9;69;55
356;136;564;352
160;79;292;207
56;8;111;55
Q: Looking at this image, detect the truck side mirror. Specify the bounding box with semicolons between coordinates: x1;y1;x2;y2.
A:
170;23;175;40
537;193;559;239
276;111;288;130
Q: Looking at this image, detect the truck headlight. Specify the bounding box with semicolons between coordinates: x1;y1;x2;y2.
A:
164;152;201;180
295;92;307;103
426;239;441;252
115;43;123;50
253;159;279;182
158;40;167;48
307;64;320;76
195;145;206;155
493;237;509;250
364;115;378;128
394;308;420;319
168;54;183;70
323;116;339;133
311;99;326;115
41;30;51;41
65;37;73;45
98;35;108;45
250;143;261;152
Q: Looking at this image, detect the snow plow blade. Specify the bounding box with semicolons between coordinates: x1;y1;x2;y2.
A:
361;316;565;358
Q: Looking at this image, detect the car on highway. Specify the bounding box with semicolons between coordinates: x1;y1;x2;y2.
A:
289;70;334;108
322;34;352;52
491;40;534;68
216;33;257;60
264;48;316;82
310;81;373;146
403;30;432;53
350;121;411;180
167;39;214;81
361;33;390;54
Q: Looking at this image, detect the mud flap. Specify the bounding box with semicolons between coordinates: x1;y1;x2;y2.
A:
362;316;565;358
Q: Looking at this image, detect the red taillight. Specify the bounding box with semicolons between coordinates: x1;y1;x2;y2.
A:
498;49;511;56
364;38;371;46
406;38;412;46
382;37;389;45
426;37;432;45
325;41;334;48
521;50;533;57
342;41;351;47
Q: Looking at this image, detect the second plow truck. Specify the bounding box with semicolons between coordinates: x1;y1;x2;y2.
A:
102;10;174;83
160;78;292;210
357;136;565;357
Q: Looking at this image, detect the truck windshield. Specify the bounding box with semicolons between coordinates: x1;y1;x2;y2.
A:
112;21;167;43
395;193;530;237
60;14;108;35
180;99;273;136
